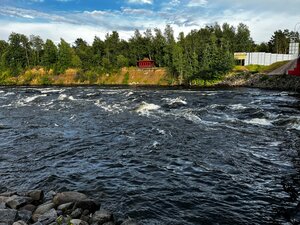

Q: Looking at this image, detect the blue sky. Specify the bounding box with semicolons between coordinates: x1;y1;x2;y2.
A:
0;0;299;44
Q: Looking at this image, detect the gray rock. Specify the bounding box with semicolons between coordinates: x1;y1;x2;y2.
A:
0;196;9;204
57;202;74;211
103;222;115;225
80;215;90;223
92;209;113;224
53;192;87;206
0;203;6;209
19;204;36;213
70;208;82;219
32;203;55;222
82;209;89;216
121;219;138;225
0;209;17;225
17;210;32;223
31;222;43;225
27;190;44;202
6;195;32;209
12;221;28;225
74;199;100;213
44;191;56;202
38;208;57;225
0;192;17;197
70;219;89;225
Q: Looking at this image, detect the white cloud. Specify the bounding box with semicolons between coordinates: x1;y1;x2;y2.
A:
0;1;299;44
187;0;208;7
127;0;153;5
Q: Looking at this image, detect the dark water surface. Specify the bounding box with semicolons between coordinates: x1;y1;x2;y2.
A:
0;87;300;224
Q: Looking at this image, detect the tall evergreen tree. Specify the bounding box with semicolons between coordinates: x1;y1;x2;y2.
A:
41;39;58;69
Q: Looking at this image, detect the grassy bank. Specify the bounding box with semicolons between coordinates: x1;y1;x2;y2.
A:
1;61;299;92
0;67;178;86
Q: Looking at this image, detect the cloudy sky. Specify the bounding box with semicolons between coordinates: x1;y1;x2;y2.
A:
0;0;299;44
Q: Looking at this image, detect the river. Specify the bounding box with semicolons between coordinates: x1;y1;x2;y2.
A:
0;87;300;224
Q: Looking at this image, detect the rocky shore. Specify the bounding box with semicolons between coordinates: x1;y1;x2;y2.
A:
218;73;300;92
0;190;137;225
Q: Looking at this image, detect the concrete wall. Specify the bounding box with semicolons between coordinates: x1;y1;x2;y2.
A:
244;52;297;66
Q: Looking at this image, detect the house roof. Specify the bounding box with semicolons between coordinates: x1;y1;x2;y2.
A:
138;58;154;62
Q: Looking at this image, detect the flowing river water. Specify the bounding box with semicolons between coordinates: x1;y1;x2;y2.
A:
0;87;300;224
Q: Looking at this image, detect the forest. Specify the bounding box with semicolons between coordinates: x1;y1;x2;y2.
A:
0;23;299;85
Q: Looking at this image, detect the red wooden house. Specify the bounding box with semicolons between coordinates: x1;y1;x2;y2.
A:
137;58;155;69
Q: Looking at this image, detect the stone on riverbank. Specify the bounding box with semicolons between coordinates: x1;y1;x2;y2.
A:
27;190;44;202
32;203;55;222
53;192;88;206
121;219;139;225
0;209;17;225
13;221;28;225
92;209;114;224
6;195;32;209
0;189;137;225
70;219;89;225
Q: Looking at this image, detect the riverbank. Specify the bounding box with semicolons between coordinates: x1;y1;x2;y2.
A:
217;72;300;92
0;67;175;86
1;63;300;92
0;190;137;225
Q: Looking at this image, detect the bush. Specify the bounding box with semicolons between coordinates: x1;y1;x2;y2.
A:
259;74;270;82
122;72;130;84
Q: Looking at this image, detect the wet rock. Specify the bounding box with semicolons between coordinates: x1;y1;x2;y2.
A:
44;191;56;202
0;203;6;209
103;222;115;225
19;204;36;213
53;192;87;206
121;219;138;225
0;196;9;204
80;215;90;223
57;202;74;211
31;222;43;225
17;210;32;223
74;199;100;213
0;209;17;225
27;190;44;202
6;195;32;209
32;203;55;222
70;219;89;225
82;209;90;216
71;208;82;219
38;208;57;224
0;192;17;197
13;221;28;225
92;209;113;224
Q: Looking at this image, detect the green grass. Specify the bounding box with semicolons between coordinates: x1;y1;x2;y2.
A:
261;61;290;73
234;61;290;74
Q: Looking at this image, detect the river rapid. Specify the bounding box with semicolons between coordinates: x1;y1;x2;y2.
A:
0;87;300;225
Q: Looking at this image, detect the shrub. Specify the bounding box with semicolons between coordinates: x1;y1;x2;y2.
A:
123;72;130;84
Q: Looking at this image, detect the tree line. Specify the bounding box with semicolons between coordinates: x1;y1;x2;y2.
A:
0;23;298;85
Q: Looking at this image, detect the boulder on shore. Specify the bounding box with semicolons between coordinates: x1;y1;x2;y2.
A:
53;192;88;206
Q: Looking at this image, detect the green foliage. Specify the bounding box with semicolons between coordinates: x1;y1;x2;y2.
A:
245;64;266;73
0;22;258;85
116;54;129;68
0;70;14;85
39;75;53;86
259;74;270;82
123;72;130;84
42;39;58;69
57;39;81;73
